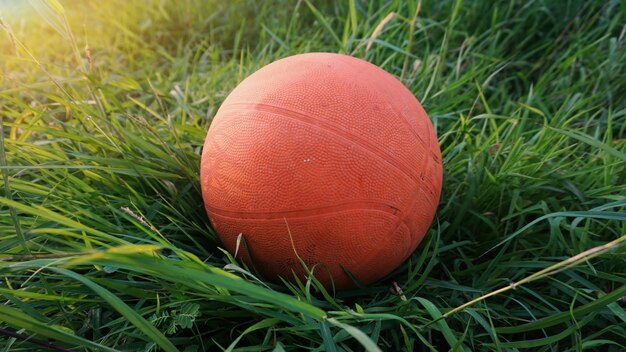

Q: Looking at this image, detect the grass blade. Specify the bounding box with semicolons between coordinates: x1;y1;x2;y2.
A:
0;304;118;351
326;318;382;352
304;0;344;49
49;267;179;352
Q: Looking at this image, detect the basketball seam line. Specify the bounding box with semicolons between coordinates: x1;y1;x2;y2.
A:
205;200;402;219
217;102;424;186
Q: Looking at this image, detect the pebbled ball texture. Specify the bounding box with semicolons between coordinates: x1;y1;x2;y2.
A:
200;53;442;290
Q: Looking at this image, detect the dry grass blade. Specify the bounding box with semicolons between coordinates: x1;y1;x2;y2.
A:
443;233;626;319
365;11;396;54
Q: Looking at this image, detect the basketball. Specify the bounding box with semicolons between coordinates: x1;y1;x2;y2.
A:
200;53;442;290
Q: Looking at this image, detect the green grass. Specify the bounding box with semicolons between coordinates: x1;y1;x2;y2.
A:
1;0;625;350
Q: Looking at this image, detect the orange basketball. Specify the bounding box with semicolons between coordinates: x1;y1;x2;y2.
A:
200;53;442;290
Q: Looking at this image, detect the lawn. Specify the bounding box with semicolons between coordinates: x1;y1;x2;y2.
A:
1;0;625;351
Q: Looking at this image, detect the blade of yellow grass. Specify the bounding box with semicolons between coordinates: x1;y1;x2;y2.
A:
365;12;396;54
443;233;626;319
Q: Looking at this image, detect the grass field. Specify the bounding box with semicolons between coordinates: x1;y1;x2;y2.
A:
1;0;625;350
